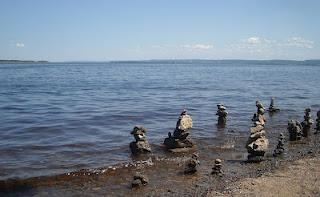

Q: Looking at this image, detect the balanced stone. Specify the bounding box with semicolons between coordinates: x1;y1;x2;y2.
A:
273;133;285;157
246;101;269;162
131;173;149;188
211;158;223;176
301;108;313;137
315;110;320;134
287;120;302;141
252;100;266;126
129;126;151;155
164;110;194;149
184;153;200;174
268;97;280;113
216;104;228;126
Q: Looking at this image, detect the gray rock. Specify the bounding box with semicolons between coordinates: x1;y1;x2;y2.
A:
184;153;200;174
288;120;302;141
216;104;228;126
130;126;151;155
315;110;320;134
211;159;223;176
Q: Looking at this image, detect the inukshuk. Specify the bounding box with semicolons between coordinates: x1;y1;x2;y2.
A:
164;109;193;149
287;120;302;141
301;108;313;137
216;104;228;126
273;133;285;157
129;126;151;155
315;110;320;134
246;101;269;162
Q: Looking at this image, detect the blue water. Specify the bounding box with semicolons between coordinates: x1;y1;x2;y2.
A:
0;61;319;180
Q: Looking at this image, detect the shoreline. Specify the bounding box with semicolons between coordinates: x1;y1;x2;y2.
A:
1;122;319;196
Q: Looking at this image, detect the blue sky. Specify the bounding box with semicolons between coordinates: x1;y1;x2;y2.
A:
0;0;319;61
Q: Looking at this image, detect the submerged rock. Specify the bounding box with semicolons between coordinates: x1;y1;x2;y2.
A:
164;110;194;150
129;126;151;155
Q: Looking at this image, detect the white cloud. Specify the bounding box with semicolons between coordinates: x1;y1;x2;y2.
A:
16;43;25;48
284;37;314;49
151;44;213;51
180;44;213;50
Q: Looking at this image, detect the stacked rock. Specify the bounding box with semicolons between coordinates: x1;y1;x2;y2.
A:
273;133;285;157
164;110;194;149
301;108;313;137
246;101;269;162
129;126;151;155
287;120;302;141
315;111;320;134
131;173;149;188
216;104;228;126
268;97;280;113
252;100;266;126
211;159;223;176
184;153;200;174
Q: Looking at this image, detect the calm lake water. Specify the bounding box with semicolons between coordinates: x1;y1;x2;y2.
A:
0;60;319;180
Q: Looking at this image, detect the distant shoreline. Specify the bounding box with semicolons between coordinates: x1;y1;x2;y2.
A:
0;60;49;64
1;59;320;66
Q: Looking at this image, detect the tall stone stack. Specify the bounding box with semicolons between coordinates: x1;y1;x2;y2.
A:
301;108;313;137
164;109;194;149
129;126;152;155
246;101;269;162
315;110;320;134
287;120;302;141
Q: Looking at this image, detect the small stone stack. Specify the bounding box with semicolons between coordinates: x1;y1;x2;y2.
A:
216;104;228;126
211;159;223;176
268;97;280;113
246;101;269;162
184;153;200;174
164;110;194;149
129;126;151;155
315;110;320;134
301;108;313;137
287;120;302;141
273;133;285;157
131;173;149;188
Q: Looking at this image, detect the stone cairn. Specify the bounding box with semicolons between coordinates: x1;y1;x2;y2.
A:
211;159;223;176
246;101;269;162
129;126;151;155
273;133;285;157
184;153;200;174
131;172;149;188
301;108;313;137
287;120;302;141
315;110;320;134
268;97;280;113
164;109;193;149
216;104;228;126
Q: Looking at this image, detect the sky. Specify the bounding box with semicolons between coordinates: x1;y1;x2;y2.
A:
0;0;319;61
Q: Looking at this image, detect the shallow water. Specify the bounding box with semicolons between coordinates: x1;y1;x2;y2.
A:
0;60;319;181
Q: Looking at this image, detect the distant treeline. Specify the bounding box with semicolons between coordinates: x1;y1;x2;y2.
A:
0;60;49;64
110;59;320;66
